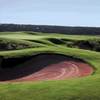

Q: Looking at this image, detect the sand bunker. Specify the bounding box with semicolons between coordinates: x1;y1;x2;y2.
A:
0;54;93;82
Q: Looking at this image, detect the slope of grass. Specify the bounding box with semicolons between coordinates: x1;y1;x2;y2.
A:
0;32;100;100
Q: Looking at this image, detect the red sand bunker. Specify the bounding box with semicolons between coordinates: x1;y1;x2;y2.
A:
0;54;93;82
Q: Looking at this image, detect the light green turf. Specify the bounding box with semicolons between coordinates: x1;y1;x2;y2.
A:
0;32;100;100
0;32;100;40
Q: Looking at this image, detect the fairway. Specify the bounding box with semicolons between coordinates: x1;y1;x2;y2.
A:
0;32;100;100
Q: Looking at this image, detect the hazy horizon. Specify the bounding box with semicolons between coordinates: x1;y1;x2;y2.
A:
0;0;100;27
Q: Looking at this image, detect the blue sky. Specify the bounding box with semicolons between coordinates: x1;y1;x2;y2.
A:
0;0;100;26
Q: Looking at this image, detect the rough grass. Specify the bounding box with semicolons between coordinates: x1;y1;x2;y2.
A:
0;32;100;100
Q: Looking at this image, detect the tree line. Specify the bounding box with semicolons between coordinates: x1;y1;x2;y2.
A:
0;24;100;35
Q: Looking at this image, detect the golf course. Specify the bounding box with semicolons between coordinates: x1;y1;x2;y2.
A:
0;31;100;100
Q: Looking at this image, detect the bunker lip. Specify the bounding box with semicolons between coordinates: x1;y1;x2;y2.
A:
0;54;93;82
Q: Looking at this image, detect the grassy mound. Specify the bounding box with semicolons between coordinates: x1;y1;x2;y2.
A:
0;32;100;100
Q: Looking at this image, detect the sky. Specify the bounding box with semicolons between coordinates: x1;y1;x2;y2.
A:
0;0;100;26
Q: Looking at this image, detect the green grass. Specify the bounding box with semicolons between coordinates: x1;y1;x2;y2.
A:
0;32;100;100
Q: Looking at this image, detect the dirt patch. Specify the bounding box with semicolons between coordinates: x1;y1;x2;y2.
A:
0;54;93;82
